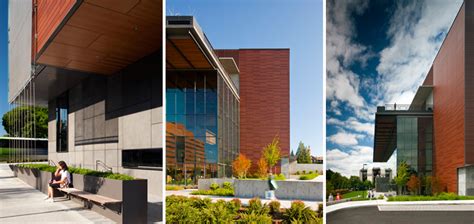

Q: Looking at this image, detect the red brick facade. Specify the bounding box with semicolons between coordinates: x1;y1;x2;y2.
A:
216;49;290;172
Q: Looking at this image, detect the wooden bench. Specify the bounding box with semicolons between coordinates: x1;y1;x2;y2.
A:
58;188;122;213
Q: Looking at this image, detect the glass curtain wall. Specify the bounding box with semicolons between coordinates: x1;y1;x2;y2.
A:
166;70;239;184
396;116;433;177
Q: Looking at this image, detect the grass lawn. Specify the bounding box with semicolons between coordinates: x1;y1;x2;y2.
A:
0;148;12;162
299;172;319;180
388;193;474;201
342;190;367;199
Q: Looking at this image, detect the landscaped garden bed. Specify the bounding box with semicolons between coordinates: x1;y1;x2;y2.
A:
10;164;147;224
387;192;474;201
166;195;323;224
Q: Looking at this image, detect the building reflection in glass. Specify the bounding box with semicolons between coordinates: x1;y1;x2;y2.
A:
166;71;239;184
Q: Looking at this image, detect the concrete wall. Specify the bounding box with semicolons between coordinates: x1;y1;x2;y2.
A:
234;179;323;201
198;178;234;190
48;52;163;200
458;165;474;196
288;162;323;174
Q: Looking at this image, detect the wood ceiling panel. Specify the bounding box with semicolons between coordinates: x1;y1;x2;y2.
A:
37;55;71;67
53;25;100;48
166;39;192;69
85;0;140;14
171;39;211;69
37;0;162;75
68;3;159;43
128;0;162;26
66;60;117;74
42;42;108;64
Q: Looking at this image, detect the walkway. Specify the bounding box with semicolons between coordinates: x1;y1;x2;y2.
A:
326;199;474;213
166;189;322;210
0;163;114;224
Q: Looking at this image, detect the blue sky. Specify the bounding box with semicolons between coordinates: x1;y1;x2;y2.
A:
0;0;8;136
167;0;324;156
326;0;463;177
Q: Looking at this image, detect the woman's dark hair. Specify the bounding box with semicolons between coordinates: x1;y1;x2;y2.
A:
58;161;68;171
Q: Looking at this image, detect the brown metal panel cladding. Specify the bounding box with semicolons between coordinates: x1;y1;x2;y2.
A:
35;0;77;54
464;0;474;165
433;4;465;193
217;49;290;171
422;66;433;86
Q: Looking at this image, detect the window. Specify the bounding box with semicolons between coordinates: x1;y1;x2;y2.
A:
122;149;163;169
56;93;68;152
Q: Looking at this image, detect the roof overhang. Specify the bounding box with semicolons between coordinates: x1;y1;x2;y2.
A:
409;85;433;110
219;57;240;74
166;16;239;99
373;111;433;162
35;0;162;75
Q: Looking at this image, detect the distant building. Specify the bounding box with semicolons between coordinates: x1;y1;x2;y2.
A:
359;167;392;183
311;156;323;164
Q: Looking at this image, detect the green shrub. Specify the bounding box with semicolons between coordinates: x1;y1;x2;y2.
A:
247;197;269;215
302;170;306;174
295;171;301;175
17;164;134;180
210;183;220;190
189;197;212;209
309;170;313;174
274;173;286;180
166;185;184;191
166;201;201;223
166;195;190;206
200;200;236;223
239;211;272;224
299;172;319;180
284;201;317;224
387;192;474;201
231;198;242;210
377;195;385;200
190;188;234;197
222;181;233;190
268;200;281;214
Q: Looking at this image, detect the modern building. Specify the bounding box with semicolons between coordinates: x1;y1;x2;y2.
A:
359;167;392;183
166;16;290;183
374;0;474;195
8;0;163;200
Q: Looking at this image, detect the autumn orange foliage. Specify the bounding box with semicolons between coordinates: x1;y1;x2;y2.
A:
256;157;269;178
407;174;420;195
232;154;252;179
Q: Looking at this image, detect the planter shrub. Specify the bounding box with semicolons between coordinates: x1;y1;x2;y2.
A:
284;201;318;223
239;212;272;224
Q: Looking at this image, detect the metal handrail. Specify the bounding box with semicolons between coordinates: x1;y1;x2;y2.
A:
96;160;113;172
48;160;56;166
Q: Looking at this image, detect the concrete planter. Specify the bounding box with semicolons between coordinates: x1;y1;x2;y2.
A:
234;179;323;201
197;178;234;190
10;165;147;224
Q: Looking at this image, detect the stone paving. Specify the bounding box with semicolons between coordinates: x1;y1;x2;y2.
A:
0;163;114;224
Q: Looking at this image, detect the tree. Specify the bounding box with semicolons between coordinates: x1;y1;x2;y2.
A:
256;157;268;179
2;106;48;138
263;136;281;174
295;141;312;164
407;174;421;195
394;162;410;195
232;154;252;179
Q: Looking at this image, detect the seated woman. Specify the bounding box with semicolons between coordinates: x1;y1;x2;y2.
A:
44;161;71;202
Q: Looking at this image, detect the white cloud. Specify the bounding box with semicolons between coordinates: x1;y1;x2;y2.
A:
327;146;397;177
327;131;364;146
326;0;371;121
327;117;374;136
376;0;463;104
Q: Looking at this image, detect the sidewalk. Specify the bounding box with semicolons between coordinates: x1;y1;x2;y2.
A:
166;189;322;210
0;163;114;224
326;198;474;213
